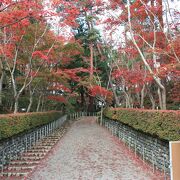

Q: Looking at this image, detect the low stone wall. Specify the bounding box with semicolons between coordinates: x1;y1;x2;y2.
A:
99;117;170;175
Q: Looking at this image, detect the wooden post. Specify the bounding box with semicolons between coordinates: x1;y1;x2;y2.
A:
170;141;180;180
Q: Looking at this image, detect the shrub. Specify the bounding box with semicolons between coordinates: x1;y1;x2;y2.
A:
0;111;62;140
104;108;180;141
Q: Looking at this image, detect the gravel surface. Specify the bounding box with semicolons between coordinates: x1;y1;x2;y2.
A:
28;117;165;180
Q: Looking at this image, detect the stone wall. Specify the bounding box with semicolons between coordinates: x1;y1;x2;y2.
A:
99;117;170;175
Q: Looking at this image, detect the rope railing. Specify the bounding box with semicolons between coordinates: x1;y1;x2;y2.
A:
98;117;170;179
0;115;67;173
69;111;98;119
0;112;98;173
2;112;167;178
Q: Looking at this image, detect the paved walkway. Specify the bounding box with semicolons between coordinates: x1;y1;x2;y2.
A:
28;117;164;180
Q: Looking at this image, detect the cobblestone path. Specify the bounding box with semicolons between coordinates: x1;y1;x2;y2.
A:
28;117;164;180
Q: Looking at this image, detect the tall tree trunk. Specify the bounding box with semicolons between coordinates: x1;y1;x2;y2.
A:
36;94;42;112
88;96;94;112
157;87;162;109
140;85;145;108
127;1;167;109
157;0;164;29
27;90;33;113
149;92;156;110
109;78;120;107
80;86;85;109
40;96;45;112
11;73;18;113
11;72;26;113
129;93;134;108
10;101;13;112
160;86;166;110
136;92;141;108
147;85;156;109
0;71;5;106
27;97;33;112
89;43;94;81
124;91;130;108
14;95;20;113
157;85;166;110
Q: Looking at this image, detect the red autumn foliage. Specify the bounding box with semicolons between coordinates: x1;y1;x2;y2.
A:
89;85;113;103
32;51;49;61
48;84;71;93
47;96;67;103
55;68;91;82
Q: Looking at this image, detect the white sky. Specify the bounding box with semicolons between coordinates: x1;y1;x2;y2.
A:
97;0;180;48
45;0;180;44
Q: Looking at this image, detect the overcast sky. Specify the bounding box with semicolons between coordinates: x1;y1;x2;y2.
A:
46;0;180;45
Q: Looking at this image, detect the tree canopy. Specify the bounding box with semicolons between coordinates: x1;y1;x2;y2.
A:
0;0;179;113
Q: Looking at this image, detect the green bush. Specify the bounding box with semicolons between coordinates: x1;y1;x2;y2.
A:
104;108;180;141
0;111;62;140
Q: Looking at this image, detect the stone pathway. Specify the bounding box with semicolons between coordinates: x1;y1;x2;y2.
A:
28;117;165;180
